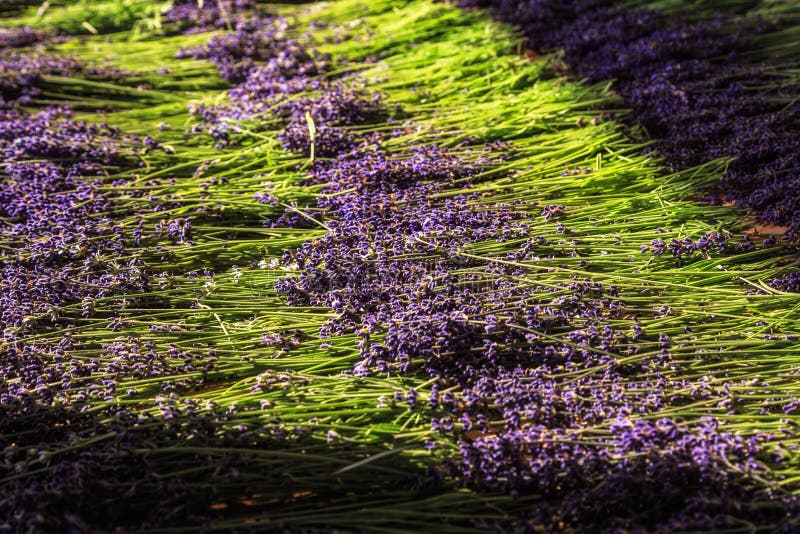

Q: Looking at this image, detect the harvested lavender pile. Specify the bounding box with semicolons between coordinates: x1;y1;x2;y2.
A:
165;0;257;33
0;0;800;531
457;0;800;238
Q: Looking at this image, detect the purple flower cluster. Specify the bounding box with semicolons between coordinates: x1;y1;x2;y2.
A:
165;0;257;34
0;49;129;107
178;16;385;153
0;26;51;48
642;230;731;265
277;86;384;156
278;146;542;381
770;271;800;293
0;52;83;105
0;109;134;320
175;17;298;82
458;1;800;237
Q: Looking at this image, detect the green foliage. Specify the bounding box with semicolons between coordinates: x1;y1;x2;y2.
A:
8;0;170;34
